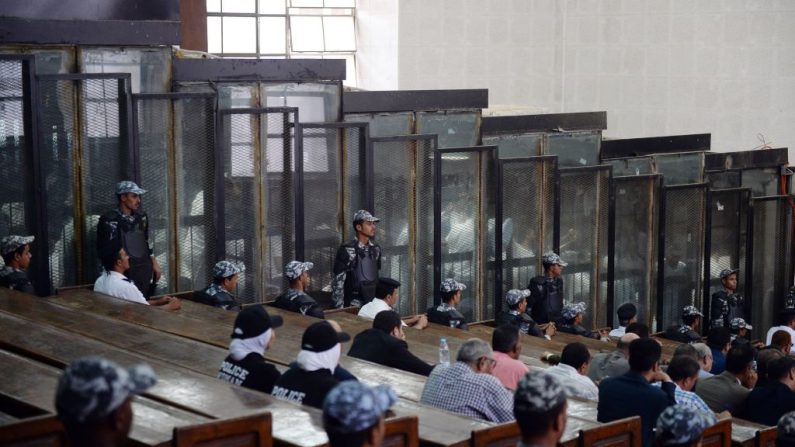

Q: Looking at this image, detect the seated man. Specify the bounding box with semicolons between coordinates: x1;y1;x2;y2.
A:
729;317;753;346
746;356;795;426
491;324;529;390
217;305;283;393
94;240;180;310
706;327;732;374
322;381;397;447
348;310;434;376
691;343;714;379
609;302;637;337
272;321;352;408
420;338;514;423
626;322;650;338
654;405;717;447
665;306;703;343
557;302;606;339
588;333;639;383
766;308;795;355
755;346;785;389
358;278;427;329
514;371;568;447
426;278;468;330
695;344;757;416
272;260;324;318
545;342;599;401
495;289;554;339
597;338;676;447
659;355;711;413
0;235;35;295
194;260;243;311
55;356;157;447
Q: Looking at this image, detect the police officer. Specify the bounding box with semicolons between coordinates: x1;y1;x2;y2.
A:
0;235;35;295
527;252;567;324
426;278;468;330
666;306;703;343
96;181;161;298
273;260;324;318
495;289;555;339
194;261;243;311
332;210;382;308
710;268;744;329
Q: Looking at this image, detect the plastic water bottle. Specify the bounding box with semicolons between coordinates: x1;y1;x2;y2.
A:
439;338;450;367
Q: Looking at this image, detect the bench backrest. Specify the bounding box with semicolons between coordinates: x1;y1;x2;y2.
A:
172;413;272;447
701;418;731;447
470;421;520;447
0;414;68;447
382;415;419;447
579;416;641;447
755;426;777;447
54;284;93;295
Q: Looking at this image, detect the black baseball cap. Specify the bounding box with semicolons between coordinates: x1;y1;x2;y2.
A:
375;278;401;299
231;305;283;339
302;321;351;352
617;303;637;322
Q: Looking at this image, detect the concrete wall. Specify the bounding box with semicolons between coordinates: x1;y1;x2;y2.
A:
358;0;795;157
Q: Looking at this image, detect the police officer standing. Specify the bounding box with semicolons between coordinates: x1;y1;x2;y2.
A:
331;210;382;308
0;235;35;295
710;268;744;329
96;181;161;298
527;252;567;324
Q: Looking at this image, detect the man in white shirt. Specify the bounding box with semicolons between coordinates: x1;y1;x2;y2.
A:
544;342;599;401
357;278;427;329
766;309;795;355
94;241;180;310
609;302;637;338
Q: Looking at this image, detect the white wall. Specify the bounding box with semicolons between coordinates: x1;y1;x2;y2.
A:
359;0;795;157
355;0;399;90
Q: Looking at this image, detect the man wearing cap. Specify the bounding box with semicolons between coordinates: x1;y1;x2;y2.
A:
273;260;324;319
194;260;243;311
766;309;795;355
495;289;555;339
218;305;283;393
710;268;744;329
332;210;382;308
420;338;514;423
94;239;180;310
358;278;428;329
272;321;352;408
514;371;569;447
55;356;156;447
427;278;468;330
348;310;435;376
527;252;567;325
0;235;35;295
609;302;637;338
545;342;599;401
654;404;717;447
323;381;397;447
558;302;607;339
729;317;753;346
666;306;703;343
588;333;639;383
96;181;161;298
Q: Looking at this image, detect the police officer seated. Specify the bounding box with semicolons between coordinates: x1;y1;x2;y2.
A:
665;306;703;343
426;278;468;330
557;302;606;339
194;260;243;311
0;235;35;295
272;260;324;318
495;289;555;339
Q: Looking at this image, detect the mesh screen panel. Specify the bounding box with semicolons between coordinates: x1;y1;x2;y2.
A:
500;158;557;293
613;175;659;327
606;157;654;176
262;82;340;122
482;133;543;158
416;111;480;149
558;167;611;328
79;47;172;94
341;126;368;235
659;185;707;330
707;189;750;321
545;131;601;167
654;153;705;186
750;198;792;333
706;171;741;189
344;112;414;137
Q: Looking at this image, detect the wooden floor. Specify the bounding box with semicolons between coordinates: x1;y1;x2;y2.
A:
0;288;773;446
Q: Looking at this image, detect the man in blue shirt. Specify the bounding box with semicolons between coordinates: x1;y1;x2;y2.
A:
597;338;676;447
706;326;732;374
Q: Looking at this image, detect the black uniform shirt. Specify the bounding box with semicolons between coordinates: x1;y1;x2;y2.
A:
348;328;434;376
0;266;35;295
272;289;324;318
271;367;339;409
217;352;281;394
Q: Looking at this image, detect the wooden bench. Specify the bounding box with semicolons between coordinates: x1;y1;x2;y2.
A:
579;416;641;447
0;414;68;447
382;415;419;447
754;426;777;447
172;413;272;447
702;418;732;447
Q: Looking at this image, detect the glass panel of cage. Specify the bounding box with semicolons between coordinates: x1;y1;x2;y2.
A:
604;156;654;177
482;132;543;159
742;167;781;197
176;82;259;109
657;184;708;331
344;112;414;137
415;110;480;149
262;82;341;122
219;108;297;303
611;175;659;328
544;131;601;168
435;147;498;321
706;170;741;189
370;135;437;316
498;157;558;299
300;123;367;305
557;166;611;328
0;46;75;74
749;197;793;334
79;47;172;94
654;152;705;186
705;188;751;329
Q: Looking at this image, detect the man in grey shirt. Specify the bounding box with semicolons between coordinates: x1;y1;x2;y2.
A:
588;333;638;383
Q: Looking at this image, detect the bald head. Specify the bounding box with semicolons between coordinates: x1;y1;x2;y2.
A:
327;320;343;333
617;333;639;350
